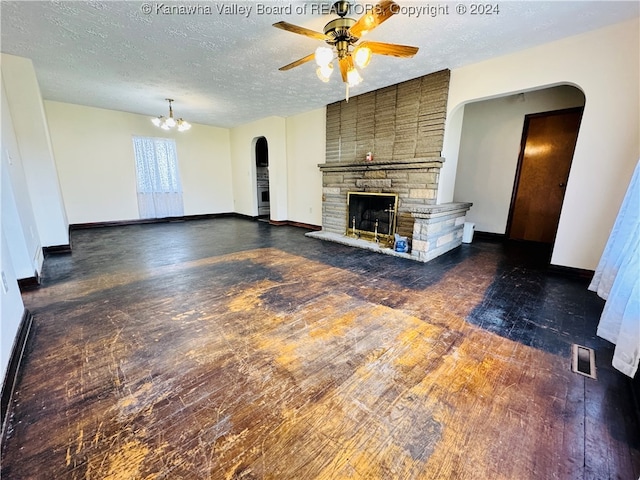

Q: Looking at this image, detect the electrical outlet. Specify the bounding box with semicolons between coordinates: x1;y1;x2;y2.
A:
1;271;8;294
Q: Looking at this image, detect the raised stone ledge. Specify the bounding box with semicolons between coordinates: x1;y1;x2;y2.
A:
318;157;444;173
309;202;473;263
406;202;473;219
409;202;473;263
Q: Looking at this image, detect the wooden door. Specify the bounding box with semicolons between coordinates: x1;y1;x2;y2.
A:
507;107;583;243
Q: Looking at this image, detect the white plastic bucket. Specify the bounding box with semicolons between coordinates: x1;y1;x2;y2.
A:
462;222;475;243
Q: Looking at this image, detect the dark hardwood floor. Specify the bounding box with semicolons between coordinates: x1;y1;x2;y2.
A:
2;218;639;479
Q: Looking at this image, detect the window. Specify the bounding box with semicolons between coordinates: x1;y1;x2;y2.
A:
132;136;184;219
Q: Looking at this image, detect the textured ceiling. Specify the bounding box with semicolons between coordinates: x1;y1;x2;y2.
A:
1;1;638;128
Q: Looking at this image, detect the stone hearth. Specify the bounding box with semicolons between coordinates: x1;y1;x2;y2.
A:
307;202;472;263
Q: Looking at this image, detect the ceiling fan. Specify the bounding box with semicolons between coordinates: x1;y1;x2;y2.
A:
273;0;418;89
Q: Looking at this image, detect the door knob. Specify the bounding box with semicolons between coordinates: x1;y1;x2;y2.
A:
559;182;566;187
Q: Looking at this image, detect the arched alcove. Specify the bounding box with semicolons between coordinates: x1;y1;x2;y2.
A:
255;136;268;168
253;136;270;218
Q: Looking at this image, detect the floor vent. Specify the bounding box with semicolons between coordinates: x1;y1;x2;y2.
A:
572;344;597;379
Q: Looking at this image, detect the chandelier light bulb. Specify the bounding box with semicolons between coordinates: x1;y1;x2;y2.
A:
177;120;192;132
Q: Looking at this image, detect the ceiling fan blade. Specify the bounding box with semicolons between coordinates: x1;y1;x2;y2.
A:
339;56;353;83
349;0;398;38
279;53;316;71
273;21;329;41
359;41;418;58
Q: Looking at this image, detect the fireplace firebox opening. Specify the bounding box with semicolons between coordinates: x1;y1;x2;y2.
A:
346;192;398;247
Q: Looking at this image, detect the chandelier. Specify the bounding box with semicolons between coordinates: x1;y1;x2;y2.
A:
151;98;191;132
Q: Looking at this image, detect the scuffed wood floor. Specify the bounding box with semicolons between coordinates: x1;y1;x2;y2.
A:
2;218;639;479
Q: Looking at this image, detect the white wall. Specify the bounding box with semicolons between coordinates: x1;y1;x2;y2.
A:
1;78;43;279
230;116;288;221
1;229;26;385
1;54;68;248
286;108;325;226
440;18;640;270
44;101;234;224
46;102;324;227
1;77;32;384
453;86;585;234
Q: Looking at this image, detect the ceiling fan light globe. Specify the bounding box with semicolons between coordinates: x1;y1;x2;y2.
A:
347;67;363;87
321;63;334;78
315;46;334;66
354;46;372;68
316;66;331;82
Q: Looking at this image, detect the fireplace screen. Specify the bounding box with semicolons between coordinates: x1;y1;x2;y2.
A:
346;192;398;246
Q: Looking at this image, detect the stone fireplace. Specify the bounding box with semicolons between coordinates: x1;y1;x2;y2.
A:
307;69;472;262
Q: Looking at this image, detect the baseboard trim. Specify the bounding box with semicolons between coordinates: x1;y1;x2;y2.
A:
268;220;322;231
70;214;322;232
1;309;33;439
17;273;40;292
43;244;72;256
232;213;259;221
630;375;640;424
288;221;322;231
70;213;237;230
473;231;507;242
548;264;595;280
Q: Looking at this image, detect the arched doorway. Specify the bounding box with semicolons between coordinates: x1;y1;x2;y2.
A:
254;136;270;219
452;84;585;254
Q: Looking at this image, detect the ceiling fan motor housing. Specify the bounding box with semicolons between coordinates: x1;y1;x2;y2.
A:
273;0;419;76
323;17;358;57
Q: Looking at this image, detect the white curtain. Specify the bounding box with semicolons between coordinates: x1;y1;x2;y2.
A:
589;159;640;378
132;137;184;219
